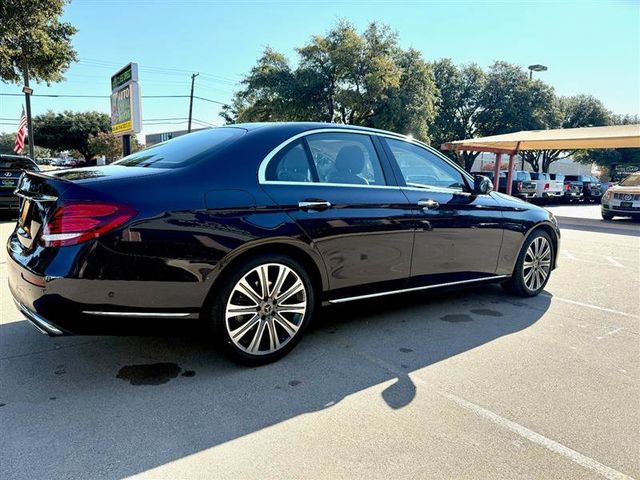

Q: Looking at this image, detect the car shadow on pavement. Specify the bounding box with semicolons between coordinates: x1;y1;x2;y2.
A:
0;284;551;479
558;218;640;237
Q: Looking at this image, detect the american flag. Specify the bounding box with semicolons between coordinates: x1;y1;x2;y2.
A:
14;107;27;154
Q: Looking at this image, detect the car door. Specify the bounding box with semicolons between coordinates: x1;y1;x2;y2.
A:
380;137;505;287
260;131;415;300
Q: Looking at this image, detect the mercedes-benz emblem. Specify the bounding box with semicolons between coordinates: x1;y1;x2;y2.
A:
623;194;633;201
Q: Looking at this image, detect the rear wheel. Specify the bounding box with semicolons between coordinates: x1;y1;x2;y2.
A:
502;230;554;297
207;254;315;365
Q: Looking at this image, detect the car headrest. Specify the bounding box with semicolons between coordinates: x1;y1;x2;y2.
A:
335;146;365;174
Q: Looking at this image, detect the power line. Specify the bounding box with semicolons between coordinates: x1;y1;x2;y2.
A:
0;92;226;105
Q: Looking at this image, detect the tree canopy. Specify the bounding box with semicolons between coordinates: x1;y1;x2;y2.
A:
87;131;141;161
0;132;49;157
0;0;77;84
33;111;111;160
222;21;437;141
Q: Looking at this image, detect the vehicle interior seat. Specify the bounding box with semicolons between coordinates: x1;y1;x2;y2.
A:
328;146;368;185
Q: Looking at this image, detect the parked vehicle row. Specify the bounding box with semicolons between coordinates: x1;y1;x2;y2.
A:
601;172;640;220
472;170;605;205
0;154;40;211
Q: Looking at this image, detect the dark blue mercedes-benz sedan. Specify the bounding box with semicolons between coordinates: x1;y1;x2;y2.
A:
7;123;559;364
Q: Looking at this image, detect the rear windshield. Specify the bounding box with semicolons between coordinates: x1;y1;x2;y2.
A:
0;157;38;170
515;171;531;181
550;174;564;181
530;173;549;180
114;127;245;168
564;175;580;181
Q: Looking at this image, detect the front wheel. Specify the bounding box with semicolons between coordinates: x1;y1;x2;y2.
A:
207;254;315;365
502;230;554;297
601;212;614;221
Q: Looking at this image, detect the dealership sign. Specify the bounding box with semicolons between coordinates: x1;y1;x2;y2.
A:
110;63;141;135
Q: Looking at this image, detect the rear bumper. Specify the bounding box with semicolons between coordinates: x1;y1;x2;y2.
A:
516;192;536;199
0;194;19;210
7;248;200;335
542;191;563;198
13;299;65;336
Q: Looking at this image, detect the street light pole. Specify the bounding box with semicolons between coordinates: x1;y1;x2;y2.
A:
528;64;548;80
187;73;199;133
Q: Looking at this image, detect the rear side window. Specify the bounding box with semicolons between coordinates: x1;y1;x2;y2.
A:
0;157;38;170
515;171;532;181
114;127;245;168
305;133;386;186
265;140;313;183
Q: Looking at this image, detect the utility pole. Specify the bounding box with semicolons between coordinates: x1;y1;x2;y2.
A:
22;63;35;160
187;73;199;133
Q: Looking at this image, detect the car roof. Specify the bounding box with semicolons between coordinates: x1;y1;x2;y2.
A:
0;154;33;161
227;121;410;138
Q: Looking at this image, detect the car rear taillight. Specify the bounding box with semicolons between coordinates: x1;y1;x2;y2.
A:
516;181;523;191
41;201;136;247
544;182;550;190
565;183;571;191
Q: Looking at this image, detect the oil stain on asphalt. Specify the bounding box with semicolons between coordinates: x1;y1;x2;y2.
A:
470;309;504;317
116;363;194;386
440;314;473;323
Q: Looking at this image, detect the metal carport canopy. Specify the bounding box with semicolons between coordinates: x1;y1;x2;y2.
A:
440;124;640;194
441;124;640;153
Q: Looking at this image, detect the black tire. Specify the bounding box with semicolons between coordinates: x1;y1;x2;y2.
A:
601;212;614;221
206;253;316;365
502;230;554;297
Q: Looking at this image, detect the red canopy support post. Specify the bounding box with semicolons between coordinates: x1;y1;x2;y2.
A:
505;153;516;195
492;153;502;191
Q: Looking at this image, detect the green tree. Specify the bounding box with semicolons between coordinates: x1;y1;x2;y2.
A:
573;113;640;175
222;20;437;141
33;111;110;161
87;131;141;161
0;0;77;84
477;61;560;137
522;94;611;172
431;59;486;170
0;132;50;157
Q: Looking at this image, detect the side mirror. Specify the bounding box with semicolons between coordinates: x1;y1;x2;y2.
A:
473;175;493;195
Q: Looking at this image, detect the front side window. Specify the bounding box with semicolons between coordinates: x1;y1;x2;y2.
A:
384;138;465;190
305;133;386;186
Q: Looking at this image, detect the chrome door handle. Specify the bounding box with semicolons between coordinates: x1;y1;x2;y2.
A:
299;200;332;211
417;199;439;210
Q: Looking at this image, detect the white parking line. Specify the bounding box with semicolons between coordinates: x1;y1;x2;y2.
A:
443;392;634;480
353;349;633;480
542;294;640;319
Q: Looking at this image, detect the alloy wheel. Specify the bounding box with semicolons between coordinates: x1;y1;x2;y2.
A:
523;236;552;291
225;263;307;355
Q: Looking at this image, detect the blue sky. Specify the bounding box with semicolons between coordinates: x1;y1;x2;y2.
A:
1;0;639;139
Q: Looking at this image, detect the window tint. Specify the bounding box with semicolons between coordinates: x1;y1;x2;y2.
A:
265;140;312;183
114;127;245;168
0;157;38;171
515;171;532;181
385;138;465;190
305;133;386;186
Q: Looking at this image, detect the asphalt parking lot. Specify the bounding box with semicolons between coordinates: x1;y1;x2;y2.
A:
1;209;638;480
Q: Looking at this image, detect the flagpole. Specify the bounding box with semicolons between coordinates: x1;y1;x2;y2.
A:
23;62;35;160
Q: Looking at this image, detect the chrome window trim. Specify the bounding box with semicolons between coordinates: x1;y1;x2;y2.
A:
328;275;509;304
258;127;473;189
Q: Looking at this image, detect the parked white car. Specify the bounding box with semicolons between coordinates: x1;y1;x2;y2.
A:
530;172;564;203
601;172;640;220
